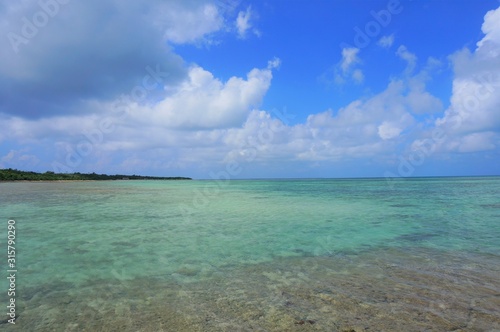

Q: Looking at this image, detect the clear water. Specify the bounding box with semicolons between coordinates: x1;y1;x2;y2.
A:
0;177;499;331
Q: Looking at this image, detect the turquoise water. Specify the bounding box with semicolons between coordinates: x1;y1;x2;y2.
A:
1;177;499;331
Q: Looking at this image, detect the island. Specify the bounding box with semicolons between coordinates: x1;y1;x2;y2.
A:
0;169;191;181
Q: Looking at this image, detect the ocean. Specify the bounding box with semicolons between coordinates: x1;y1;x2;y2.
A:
1;177;499;331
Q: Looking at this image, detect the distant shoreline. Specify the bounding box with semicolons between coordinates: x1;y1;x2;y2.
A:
0;169;191;182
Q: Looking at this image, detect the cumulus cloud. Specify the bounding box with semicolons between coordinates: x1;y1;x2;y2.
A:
130;63;277;129
476;6;500;55
433;6;500;153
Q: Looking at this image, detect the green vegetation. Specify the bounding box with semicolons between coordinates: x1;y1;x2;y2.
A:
0;169;191;181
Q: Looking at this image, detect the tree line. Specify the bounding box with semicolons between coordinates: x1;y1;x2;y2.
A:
0;169;191;181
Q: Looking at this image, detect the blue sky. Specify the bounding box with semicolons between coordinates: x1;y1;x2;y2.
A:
1;0;499;179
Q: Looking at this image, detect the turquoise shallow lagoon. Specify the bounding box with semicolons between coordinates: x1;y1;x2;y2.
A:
1;177;499;331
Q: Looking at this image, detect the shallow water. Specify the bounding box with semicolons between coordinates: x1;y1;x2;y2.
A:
1;177;499;331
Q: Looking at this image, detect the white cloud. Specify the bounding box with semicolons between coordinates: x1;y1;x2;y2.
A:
378;34;394;48
406;76;443;114
236;6;258;39
131;63;276;130
433;6;500;153
396;45;417;74
378;115;413;140
335;47;363;85
0;149;40;169
458;132;496;153
267;57;281;69
162;3;224;44
476;6;500;56
340;47;360;72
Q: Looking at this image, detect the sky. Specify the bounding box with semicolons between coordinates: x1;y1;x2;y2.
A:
0;0;499;179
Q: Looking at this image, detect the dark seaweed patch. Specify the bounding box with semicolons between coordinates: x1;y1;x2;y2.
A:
479;203;500;209
396;233;436;242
